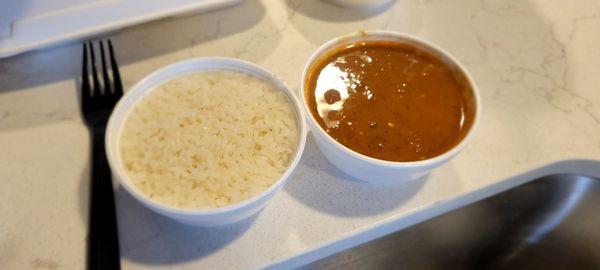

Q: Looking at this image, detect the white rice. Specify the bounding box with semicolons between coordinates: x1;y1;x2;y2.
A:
119;70;298;209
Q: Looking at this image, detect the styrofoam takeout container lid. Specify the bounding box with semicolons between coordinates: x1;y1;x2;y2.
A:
0;0;242;58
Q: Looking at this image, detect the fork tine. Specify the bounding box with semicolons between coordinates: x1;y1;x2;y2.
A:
89;42;102;96
99;41;112;95
108;39;123;98
82;43;92;109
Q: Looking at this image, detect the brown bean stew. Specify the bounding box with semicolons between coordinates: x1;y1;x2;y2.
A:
305;40;476;162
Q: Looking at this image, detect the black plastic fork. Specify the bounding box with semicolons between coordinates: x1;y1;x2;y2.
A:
81;40;122;270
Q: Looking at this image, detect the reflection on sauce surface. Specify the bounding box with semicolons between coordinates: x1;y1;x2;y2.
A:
306;41;475;162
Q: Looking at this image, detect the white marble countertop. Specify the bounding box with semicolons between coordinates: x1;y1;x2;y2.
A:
1;0;600;269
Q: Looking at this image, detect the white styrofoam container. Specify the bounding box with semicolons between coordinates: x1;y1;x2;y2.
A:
0;0;242;58
299;30;481;185
105;58;307;226
326;0;395;10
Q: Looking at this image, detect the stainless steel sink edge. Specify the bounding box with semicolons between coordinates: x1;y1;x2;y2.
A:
265;159;600;270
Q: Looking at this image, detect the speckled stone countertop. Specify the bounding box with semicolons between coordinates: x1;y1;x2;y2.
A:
1;1;600;269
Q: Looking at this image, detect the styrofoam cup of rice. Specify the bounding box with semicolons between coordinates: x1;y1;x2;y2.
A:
105;58;307;226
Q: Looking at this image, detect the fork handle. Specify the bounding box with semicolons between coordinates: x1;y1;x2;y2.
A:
87;133;121;270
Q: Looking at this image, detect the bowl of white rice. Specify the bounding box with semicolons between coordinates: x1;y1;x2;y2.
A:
105;58;306;226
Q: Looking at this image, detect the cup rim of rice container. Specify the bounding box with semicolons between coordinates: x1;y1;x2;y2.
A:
105;57;307;223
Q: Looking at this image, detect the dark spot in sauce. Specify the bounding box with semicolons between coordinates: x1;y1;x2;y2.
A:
324;89;341;104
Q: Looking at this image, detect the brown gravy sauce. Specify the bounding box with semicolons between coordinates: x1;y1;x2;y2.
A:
306;40;475;162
